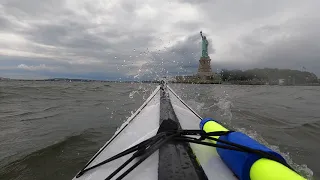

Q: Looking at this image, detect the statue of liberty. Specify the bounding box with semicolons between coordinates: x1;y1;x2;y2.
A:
200;31;209;58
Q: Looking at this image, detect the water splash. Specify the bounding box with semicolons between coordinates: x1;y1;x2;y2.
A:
214;97;233;125
236;128;314;179
129;91;138;99
133;74;140;79
186;100;205;113
169;84;315;179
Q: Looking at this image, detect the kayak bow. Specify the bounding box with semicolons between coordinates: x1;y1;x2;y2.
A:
73;83;305;180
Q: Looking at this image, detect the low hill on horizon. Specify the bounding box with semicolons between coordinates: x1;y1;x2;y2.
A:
220;68;318;85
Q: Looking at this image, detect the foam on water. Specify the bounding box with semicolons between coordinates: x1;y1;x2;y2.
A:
204;101;314;178
236;127;314;179
185;100;206;113
171;84;314;179
213;96;233;125
211;86;313;179
129;91;139;99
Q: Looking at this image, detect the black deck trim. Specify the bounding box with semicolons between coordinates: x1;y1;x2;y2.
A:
158;85;208;180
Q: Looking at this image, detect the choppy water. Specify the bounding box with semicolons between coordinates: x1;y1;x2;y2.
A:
0;81;319;180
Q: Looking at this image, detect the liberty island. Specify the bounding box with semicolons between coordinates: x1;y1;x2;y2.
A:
175;31;221;84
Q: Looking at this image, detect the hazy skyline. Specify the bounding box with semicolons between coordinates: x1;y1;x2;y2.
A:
0;0;320;80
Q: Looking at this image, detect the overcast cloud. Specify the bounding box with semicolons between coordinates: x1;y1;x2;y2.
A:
0;0;319;80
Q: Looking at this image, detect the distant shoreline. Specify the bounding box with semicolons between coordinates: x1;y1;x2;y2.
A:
1;68;319;86
172;81;320;86
1;78;319;86
0;78;161;83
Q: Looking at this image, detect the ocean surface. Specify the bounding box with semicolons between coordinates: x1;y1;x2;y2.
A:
0;81;319;180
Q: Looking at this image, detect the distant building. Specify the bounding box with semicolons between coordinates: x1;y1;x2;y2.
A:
0;77;10;81
278;79;285;85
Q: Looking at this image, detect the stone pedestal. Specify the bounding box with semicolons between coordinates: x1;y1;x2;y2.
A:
197;57;213;76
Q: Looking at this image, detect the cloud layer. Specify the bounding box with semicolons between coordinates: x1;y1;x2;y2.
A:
0;0;319;79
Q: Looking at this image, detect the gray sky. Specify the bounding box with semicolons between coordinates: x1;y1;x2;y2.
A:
0;0;319;80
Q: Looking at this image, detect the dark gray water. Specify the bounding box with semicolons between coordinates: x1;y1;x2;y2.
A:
0;82;319;180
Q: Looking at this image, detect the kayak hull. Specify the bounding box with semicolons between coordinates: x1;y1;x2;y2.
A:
73;85;236;180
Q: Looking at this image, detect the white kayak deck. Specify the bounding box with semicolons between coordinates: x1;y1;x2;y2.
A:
73;85;236;180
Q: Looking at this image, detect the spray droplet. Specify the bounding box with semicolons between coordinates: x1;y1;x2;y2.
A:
134;74;139;79
129;91;137;99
